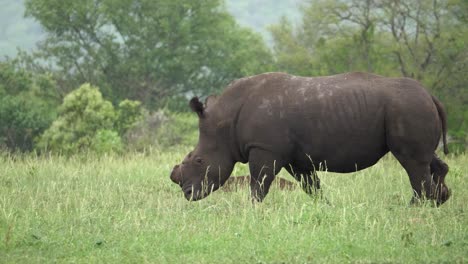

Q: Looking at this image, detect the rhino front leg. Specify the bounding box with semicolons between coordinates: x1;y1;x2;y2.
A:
248;149;285;202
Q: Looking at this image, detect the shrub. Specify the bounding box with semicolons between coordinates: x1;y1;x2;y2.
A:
37;83;144;154
124;110;198;151
116;99;143;135
156;112;198;147
37;84;117;154
0;95;54;151
91;129;123;154
123;110;168;151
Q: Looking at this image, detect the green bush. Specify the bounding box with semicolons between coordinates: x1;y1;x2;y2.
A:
91;129;123;154
0;95;54;151
37;83;142;154
37;84;113;153
123;110;168;151
447;102;468;153
116;99;143;135
157;112;199;147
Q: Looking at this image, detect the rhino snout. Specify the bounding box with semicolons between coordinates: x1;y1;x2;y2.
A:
170;165;182;186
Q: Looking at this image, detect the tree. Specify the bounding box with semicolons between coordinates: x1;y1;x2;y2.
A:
0;60;58;151
24;0;273;109
269;17;315;76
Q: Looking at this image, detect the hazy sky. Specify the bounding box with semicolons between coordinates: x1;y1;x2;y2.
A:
0;0;45;58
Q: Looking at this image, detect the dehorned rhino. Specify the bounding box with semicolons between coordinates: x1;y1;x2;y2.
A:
170;72;450;205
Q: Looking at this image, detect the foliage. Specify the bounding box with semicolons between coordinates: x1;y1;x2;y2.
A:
270;0;468;150
116;99;143;135
91;129;123;154
156;111;199;147
24;0;273;109
0;151;466;262
0;60;58;151
123;110;169;151
37;83;141;154
124;110;198;151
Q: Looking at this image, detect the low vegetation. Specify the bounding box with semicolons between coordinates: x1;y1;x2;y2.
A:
1;150;466;263
1;1;466;263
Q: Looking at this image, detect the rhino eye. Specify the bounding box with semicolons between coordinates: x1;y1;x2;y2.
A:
195;157;203;164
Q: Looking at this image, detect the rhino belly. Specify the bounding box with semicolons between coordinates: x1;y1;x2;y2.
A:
289;113;388;173
292;135;389;173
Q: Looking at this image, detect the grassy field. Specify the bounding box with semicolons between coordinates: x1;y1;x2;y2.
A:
0;148;467;263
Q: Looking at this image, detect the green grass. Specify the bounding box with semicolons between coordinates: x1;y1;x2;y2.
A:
1;148;467;263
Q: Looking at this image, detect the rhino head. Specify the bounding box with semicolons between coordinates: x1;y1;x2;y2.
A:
170;96;235;201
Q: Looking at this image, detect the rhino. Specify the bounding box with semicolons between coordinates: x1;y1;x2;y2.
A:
170;72;450;205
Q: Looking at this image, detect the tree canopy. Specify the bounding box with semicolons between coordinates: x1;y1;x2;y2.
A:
0;60;58;151
24;0;273;109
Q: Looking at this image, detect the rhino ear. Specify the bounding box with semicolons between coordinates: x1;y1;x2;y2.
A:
189;97;204;118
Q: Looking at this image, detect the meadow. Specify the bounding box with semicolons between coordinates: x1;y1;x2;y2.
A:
0;148;466;263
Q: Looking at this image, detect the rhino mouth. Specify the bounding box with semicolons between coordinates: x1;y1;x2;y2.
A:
183;187;205;201
184;189;201;201
183;183;219;201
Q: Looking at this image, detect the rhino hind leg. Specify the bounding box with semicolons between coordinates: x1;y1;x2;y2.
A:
300;172;321;195
285;166;321;196
392;149;451;206
392;151;451;206
395;158;433;204
430;154;449;182
430;154;450;205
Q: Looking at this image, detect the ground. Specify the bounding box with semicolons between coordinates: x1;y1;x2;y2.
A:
0;148;467;263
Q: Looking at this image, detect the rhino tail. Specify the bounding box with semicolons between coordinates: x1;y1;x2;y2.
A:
432;95;449;154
